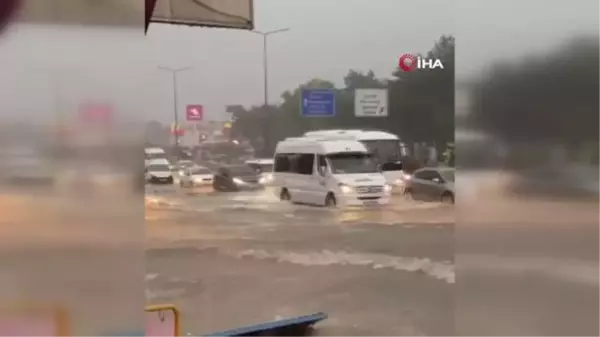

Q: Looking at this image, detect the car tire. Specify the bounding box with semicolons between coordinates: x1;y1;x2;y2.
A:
441;192;454;204
324;193;337;207
280;188;291;201
403;188;413;200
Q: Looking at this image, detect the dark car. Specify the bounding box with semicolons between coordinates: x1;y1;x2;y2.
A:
404;167;455;203
213;165;264;192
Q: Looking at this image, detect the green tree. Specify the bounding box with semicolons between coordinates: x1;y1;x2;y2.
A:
469;35;599;165
388;35;455;146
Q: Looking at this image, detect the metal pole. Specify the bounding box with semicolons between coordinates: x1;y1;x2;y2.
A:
263;34;268;107
172;71;179;146
158;66;191;149
250;28;289;156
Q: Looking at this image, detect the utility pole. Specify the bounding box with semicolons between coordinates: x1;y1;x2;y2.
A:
157;66;192;147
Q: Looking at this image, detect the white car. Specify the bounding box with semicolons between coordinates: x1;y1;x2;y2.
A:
178;166;213;188
4;155;54;185
173;160;195;176
145;160;174;185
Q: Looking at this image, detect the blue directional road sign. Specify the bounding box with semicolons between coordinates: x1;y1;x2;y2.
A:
301;89;336;117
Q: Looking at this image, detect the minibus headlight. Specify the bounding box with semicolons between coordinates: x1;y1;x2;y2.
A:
339;183;353;194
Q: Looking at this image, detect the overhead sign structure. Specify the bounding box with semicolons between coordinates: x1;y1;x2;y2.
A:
186;105;204;121
301;89;336;117
354;89;388;117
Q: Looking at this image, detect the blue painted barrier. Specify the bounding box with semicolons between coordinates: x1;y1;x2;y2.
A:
205;312;328;336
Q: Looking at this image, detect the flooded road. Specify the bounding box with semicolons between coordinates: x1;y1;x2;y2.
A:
145;187;454;335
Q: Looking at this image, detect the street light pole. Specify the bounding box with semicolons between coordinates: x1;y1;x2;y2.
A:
251;28;289;156
262;34;268;106
251;28;289;107
158;66;192;147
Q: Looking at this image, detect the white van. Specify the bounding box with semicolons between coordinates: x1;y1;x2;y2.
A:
273;137;391;207
303;129;410;187
244;158;275;185
144;147;168;165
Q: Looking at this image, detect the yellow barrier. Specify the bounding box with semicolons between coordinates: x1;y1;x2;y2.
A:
0;302;70;336
145;304;181;336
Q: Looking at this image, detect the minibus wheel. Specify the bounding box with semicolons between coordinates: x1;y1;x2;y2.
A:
280;188;291;201
325;193;337;207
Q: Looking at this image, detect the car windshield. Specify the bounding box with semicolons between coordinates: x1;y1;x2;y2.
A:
147;164;170;172
227;165;256;176
361;139;406;163
190;167;212;175
439;169;455;182
327;152;379;174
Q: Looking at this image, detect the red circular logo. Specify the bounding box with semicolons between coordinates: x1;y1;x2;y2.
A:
398;53;417;72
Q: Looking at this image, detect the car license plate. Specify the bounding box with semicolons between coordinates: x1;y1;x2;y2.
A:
363;200;378;206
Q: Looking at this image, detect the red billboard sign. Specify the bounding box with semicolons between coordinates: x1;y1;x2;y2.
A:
186;105;203;121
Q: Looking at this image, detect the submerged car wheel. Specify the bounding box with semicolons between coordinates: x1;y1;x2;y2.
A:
441;192;454;204
403;188;414;200
280;188;291;201
324;193;337;207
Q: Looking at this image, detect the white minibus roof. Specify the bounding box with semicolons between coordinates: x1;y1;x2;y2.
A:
275;138;368;155
303;129;398;141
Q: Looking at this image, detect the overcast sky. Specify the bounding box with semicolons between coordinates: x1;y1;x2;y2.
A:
0;0;597;125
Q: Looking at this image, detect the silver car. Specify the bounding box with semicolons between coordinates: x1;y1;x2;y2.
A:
404;167;455;203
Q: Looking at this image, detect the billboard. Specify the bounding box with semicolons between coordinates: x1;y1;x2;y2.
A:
185;105;203;121
150;0;253;30
18;0;142;27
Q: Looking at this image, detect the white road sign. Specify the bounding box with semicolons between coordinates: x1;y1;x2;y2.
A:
354;89;388;117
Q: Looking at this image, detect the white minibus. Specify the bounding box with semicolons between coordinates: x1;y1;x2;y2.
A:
273;137;391;207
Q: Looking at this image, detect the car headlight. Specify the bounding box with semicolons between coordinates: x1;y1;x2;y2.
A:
264;173;274;181
339;184;353;194
232;177;245;185
179;170;185;175
384;184;392;193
